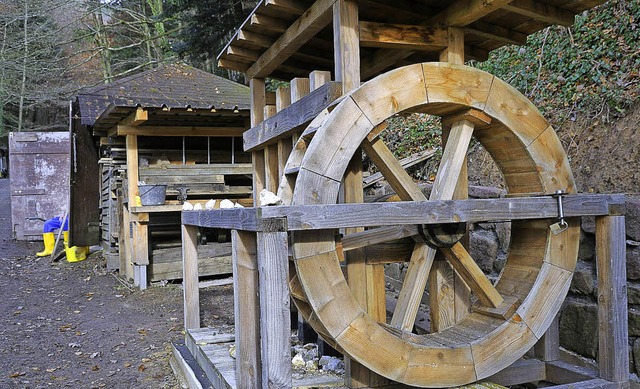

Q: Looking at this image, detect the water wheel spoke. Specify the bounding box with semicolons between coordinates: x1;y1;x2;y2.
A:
390;242;436;331
341;225;419;252
362;136;427;202
429;119;474;201
441;242;503;308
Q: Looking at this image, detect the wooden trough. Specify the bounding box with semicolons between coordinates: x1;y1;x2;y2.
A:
174;0;630;388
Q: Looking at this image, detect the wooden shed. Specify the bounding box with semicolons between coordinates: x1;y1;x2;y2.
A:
70;63;252;288
174;1;631;389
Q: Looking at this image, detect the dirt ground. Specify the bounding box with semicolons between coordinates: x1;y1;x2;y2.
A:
0;178;192;388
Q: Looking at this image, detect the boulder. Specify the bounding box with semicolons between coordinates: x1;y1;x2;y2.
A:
627;199;640;241
628;283;640;305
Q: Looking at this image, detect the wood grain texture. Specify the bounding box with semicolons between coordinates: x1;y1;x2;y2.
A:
232;230;261;389
442;242;503;308
246;0;335;79
181;224;200;329
333;0;360;94
359;21;447;51
257;230;291;388
596;215;629;383
243;82;342;151
309;70;332;91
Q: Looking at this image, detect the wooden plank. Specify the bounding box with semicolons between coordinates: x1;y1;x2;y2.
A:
389;243;433;331
431;0;516;26
140;164;253;176
596;215;629;383
232;230;261;389
291;77;310;103
246;0;335;79
251;78;266;207
333;0;360;94
131;213;149;266
441;242;503;308
149;256;232;281
309;70;331;91
363;148;437;188
182;224;200;329
359;21;447;51
503;0;576;26
116;125;246;137
181;208;261;231
547;379;623;389
276;86;291;111
126;135;139;205
265;143;279;192
256;229;291;388
487;358;546;386
243;82;342;151
179;194;625;230
534;315;560;362
362;137;426;201
545;360;598;384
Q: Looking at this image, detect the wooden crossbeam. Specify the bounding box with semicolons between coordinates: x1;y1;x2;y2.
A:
503;0;575;26
181;194;626;230
465;20;527;46
264;0;308;15
115;125;246;137
245;0;335;79
359;21;448;51
243;81;342;151
431;0;515;27
237;30;273;48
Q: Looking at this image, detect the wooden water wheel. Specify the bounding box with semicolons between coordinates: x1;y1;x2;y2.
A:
277;62;579;387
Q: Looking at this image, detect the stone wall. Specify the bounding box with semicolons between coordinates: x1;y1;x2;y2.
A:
382;189;640;375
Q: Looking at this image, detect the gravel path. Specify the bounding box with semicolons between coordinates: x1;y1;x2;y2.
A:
0;178;184;388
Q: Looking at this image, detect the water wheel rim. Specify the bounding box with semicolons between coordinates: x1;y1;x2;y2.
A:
285;62;578;387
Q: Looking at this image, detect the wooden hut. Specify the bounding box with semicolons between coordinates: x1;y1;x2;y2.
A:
70;64;252;289
175;1;629;388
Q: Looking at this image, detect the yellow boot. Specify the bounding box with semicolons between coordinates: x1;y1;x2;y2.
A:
36;232;55;257
63;232;86;263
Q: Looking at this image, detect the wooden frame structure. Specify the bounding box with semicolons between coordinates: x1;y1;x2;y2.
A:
73;64;253;289
173;1;630;388
180;194;628;388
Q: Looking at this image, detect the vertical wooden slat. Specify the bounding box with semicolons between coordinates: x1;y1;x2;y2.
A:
276;87;291;111
309;70;332;91
429;27;471;331
265;144;279;192
290;78;310;103
125;134;139;204
251;79;266;206
232;230;262;389
257;228;291;388
534;315;560;362
596;215;629;382
181;224;200;330
276;86;294;180
333;0;360;94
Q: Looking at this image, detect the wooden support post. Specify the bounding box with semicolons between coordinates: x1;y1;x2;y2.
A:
265;144;279;192
429;26;471;331
309;70;332;91
251;79;266;206
182;224;200;330
232;230;262;388
333;0;360;94
276;86;294;179
125;134;139;205
290;78;310;103
257;225;291;388
596;215;629;383
534;315;560;362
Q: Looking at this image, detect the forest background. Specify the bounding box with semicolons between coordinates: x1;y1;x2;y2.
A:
0;0;638;189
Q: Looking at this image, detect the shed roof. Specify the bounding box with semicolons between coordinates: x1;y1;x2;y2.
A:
76;63;251;131
217;0;606;81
